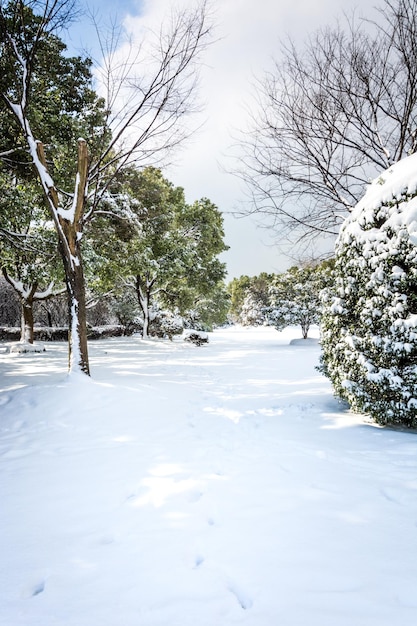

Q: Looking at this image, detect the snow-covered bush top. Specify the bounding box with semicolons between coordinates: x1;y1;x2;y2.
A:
342;152;417;248
320;152;417;428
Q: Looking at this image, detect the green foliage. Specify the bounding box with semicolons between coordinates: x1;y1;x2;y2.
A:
227;272;275;323
0;1;110;187
184;282;231;331
227;275;252;319
0;168;63;289
0;1;109;301
88;167;229;329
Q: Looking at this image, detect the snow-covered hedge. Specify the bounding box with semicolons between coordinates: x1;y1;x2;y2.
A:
320;154;417;428
0;325;134;342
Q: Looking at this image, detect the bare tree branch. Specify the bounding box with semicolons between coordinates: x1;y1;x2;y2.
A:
231;0;417;252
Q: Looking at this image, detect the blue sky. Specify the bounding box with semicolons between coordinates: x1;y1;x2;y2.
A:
65;0;377;278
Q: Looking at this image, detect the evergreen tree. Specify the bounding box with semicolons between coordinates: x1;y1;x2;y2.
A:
269;265;328;338
227;275;252;321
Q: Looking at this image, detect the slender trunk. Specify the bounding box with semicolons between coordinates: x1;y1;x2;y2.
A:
301;321;309;339
136;276;149;339
143;304;150;339
135;275;154;339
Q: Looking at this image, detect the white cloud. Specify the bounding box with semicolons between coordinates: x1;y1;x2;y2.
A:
98;0;378;278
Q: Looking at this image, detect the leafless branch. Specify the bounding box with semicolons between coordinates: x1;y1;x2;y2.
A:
230;0;417;254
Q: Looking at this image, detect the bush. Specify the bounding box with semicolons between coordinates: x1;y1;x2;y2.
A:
183;329;209;346
149;308;184;339
320;154;417;428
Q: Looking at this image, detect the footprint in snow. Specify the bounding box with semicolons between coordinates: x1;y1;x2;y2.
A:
228;582;253;610
187;489;203;503
31;581;45;597
194;554;205;568
21;579;46;598
98;534;115;546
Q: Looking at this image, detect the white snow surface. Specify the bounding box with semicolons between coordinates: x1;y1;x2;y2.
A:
1;326;416;626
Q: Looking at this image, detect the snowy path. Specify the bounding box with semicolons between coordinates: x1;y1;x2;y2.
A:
0;326;417;626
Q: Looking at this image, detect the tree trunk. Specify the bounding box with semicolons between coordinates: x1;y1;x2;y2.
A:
135;275;155;339
142;305;150;339
136;276;150;339
36;139;90;375
20;297;34;344
60;241;90;374
2;269;38;344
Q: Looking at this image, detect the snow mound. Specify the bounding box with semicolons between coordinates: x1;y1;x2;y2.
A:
9;341;45;354
289;337;320;346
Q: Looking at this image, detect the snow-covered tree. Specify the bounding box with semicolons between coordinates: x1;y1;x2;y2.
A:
92;168;228;338
269;265;327;339
227;275;252;321
239;292;267;327
320;152;417;428
184;283;230;331
0;0;212;374
228;273;274;325
0;172;65;344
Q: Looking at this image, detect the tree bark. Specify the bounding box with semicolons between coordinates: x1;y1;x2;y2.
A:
135;274;155;339
60;242;90;374
2;269;37;343
36;139;90;374
21;296;35;343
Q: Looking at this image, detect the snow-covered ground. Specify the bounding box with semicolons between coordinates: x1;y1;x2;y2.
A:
0;326;416;626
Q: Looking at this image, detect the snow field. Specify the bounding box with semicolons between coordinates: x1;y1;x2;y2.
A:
0;326;417;625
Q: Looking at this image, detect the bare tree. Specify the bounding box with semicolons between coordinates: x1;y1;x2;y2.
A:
0;0;212;375
233;0;417;247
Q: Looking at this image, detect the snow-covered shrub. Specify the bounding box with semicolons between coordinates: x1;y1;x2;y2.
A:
149;307;184;339
182;329;209;345
239;293;267;326
320;153;417;428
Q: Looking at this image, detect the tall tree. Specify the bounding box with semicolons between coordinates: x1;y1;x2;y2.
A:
234;0;417;248
0;0;212;374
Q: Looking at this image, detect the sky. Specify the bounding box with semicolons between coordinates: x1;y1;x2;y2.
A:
66;0;378;279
